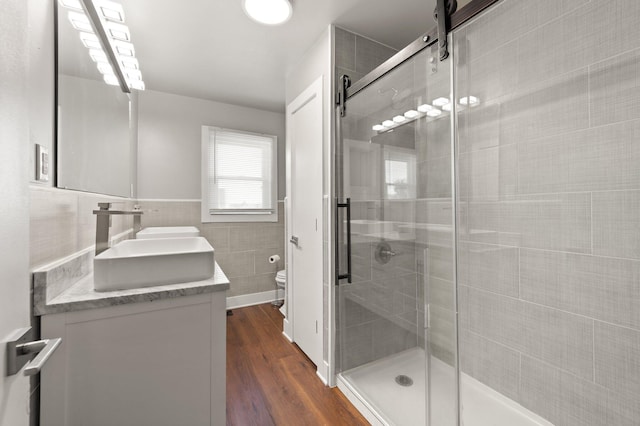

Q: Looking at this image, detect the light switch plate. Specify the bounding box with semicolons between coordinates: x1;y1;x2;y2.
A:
36;144;49;182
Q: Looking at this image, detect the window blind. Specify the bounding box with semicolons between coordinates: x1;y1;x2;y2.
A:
208;128;274;214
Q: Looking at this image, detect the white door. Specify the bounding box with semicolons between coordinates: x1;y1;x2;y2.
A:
0;1;32;424
286;77;324;369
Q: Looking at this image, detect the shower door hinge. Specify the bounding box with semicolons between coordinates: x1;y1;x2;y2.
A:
434;0;457;61
337;74;351;117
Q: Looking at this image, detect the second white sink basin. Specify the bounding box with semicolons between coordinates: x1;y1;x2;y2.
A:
136;226;200;239
94;237;214;292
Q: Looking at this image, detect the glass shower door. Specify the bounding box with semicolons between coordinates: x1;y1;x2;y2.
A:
336;44;457;426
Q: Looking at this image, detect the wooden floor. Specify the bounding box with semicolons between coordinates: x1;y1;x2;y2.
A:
226;303;369;426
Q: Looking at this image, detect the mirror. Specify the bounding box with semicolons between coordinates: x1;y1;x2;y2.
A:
56;1;135;197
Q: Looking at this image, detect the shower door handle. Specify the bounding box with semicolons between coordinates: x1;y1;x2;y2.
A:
290;235;299;247
335;198;352;283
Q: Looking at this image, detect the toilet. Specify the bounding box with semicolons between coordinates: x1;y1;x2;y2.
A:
275;270;286;315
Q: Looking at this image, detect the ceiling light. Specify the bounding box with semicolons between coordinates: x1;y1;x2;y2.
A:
89;49;108;62
372;124;385;132
427;109;442;117
404;110;419;119
129;80;145;91
242;0;292;25
442;103;452;111
393;115;406;123
97;62;114;75
105;22;130;42
120;56;139;70
432;97;450;107
382;120;395;128
112;40;135;57
417;104;434;113
79;33;102;49
103;74;119;86
459;96;480;106
68;11;93;32
58;0;83;11
125;69;142;81
95;0;125;22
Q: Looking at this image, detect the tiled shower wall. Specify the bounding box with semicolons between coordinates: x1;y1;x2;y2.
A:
138;200;285;297
334;27;408;370
335;27;397;88
337;37;458;371
455;0;640;424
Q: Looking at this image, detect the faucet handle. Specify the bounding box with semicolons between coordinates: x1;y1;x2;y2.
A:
97;202;112;210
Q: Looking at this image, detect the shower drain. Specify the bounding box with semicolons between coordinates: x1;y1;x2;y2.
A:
395;375;414;387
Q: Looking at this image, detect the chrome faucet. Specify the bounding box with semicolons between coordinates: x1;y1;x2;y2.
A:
92;202;143;256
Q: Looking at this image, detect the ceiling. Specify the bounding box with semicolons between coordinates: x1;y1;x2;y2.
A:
123;0;438;112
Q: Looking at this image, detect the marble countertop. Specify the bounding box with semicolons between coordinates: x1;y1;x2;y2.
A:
34;261;229;316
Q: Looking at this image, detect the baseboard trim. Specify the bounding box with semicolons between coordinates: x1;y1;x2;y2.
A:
282;317;293;341
316;361;330;385
226;289;284;310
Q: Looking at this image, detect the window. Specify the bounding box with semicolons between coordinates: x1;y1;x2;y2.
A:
383;147;416;200
201;126;277;222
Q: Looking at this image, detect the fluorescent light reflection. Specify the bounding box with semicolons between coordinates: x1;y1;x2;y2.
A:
59;0;83;11
459;96;480;106
432;97;450;107
113;40;135;57
103;74;119;86
372;94;478;133
129;80;145;90
97;62;114;75
120;56;139;70
105;22;130;41
79;32;102;49
60;0;144;90
68;11;93;32
95;0;126;22
89;49;108;62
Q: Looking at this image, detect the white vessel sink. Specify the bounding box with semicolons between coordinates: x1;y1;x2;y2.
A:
94;237;214;292
136;226;200;239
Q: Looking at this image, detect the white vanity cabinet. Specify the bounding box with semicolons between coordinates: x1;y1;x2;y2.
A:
40;291;226;426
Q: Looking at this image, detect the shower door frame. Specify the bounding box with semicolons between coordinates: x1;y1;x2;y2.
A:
334;44;458;424
331;1;501;425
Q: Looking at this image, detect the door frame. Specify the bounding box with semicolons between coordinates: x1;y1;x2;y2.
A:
285;75;325;375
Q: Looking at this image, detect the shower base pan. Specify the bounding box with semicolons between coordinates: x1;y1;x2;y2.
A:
338;348;553;426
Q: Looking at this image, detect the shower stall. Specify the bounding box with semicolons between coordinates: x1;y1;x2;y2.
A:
334;0;640;425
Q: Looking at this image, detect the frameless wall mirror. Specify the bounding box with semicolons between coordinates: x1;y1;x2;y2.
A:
56;0;140;197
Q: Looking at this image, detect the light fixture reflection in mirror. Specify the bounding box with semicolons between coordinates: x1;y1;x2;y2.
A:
58;0;145;92
56;0;137;198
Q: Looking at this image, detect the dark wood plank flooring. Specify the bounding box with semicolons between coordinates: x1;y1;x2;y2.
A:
226;303;369;426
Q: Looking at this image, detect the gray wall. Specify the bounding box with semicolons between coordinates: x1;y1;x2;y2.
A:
455;0;640;424
137;89;285;200
137;200;285;297
334;26;397;87
1;1;32;425
136;90;286;298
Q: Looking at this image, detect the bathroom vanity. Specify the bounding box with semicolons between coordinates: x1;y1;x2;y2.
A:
33;249;229;426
